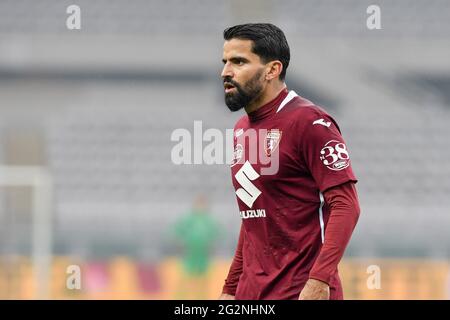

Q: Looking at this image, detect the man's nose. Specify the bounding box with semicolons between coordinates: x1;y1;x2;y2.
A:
221;63;234;79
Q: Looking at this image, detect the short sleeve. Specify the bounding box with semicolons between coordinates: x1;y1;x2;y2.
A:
300;113;357;192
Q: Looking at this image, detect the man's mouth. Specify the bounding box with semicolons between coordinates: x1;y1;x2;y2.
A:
224;82;236;93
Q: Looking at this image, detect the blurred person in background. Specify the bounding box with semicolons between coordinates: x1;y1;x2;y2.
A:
219;23;360;300
172;194;220;299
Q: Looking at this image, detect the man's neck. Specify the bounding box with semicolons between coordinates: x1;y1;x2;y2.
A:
244;83;287;114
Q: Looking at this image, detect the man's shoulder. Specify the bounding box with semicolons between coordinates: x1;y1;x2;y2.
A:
284;95;340;132
287;96;333;122
281;96;340;136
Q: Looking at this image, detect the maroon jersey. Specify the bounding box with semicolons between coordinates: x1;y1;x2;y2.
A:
229;89;357;300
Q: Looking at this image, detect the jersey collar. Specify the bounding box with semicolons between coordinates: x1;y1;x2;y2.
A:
247;89;289;122
276;90;298;113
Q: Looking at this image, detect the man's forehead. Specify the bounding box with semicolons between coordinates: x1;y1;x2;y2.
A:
223;39;254;57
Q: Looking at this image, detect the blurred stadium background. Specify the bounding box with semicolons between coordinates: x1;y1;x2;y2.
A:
0;0;449;299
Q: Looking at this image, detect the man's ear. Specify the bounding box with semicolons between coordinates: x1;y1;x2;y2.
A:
265;61;283;81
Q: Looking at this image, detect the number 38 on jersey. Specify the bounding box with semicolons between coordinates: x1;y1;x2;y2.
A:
320;140;350;171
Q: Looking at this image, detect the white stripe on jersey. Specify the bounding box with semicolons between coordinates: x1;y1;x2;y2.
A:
276;90;298;113
319;192;325;243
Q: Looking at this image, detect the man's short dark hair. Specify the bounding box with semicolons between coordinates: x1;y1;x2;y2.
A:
223;23;290;81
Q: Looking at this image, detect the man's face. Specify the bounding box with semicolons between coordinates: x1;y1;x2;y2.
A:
221;39;266;112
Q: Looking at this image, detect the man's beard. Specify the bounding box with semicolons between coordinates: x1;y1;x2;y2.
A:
223;70;264;112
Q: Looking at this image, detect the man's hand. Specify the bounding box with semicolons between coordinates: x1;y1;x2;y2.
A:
299;279;330;300
218;293;235;300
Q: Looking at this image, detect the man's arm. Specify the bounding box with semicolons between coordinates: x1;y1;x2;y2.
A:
219;222;245;299
299;181;360;300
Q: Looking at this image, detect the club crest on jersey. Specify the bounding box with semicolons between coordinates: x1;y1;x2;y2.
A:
264;129;282;157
